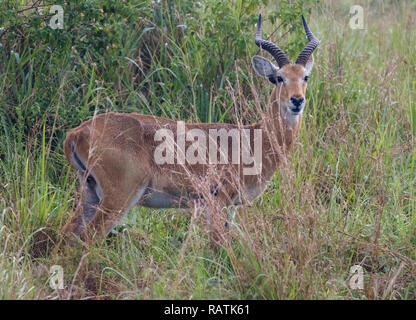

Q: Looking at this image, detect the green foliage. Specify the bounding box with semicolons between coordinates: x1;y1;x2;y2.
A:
0;0;414;300
0;0;317;140
268;0;319;58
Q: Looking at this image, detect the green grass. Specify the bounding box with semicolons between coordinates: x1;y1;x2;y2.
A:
0;0;415;299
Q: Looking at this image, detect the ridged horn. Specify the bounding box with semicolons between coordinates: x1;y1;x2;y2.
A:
295;15;320;66
255;14;290;68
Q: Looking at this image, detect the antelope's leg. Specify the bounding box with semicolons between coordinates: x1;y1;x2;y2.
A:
225;207;236;230
79;185;147;242
63;150;149;244
207;209;229;246
206;182;235;246
62;172;100;241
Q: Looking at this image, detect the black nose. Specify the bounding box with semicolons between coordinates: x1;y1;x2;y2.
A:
290;97;304;107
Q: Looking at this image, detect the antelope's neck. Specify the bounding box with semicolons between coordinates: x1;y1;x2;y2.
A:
259;102;302;174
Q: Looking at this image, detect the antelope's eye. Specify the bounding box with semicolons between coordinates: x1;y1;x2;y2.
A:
303;75;309;82
277;76;284;83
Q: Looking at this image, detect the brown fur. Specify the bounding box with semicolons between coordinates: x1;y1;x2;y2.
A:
62;60;313;246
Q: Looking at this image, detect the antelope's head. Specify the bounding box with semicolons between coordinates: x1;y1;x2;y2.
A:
252;15;319;124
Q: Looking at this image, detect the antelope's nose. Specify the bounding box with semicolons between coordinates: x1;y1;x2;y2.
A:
290;97;304;107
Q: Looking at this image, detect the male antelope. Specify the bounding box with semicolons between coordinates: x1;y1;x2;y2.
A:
62;14;319;245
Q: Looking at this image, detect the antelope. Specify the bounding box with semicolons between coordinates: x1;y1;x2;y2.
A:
62;14;319;245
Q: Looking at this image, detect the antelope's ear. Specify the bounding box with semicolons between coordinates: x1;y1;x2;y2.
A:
252;56;278;83
304;54;314;75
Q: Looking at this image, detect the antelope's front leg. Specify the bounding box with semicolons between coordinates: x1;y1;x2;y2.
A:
205;184;235;246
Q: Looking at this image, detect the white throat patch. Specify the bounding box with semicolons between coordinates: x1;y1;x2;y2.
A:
281;104;301;127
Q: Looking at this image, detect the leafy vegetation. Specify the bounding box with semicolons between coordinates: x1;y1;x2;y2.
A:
0;0;415;299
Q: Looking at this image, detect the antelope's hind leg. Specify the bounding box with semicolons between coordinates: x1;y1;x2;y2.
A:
62;172;101;242
62;150;148;244
81;185;147;242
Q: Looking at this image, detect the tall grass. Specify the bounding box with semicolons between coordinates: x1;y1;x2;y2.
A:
0;0;415;299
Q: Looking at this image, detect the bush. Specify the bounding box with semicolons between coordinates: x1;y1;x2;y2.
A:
0;0;317;143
